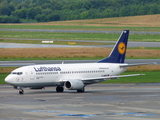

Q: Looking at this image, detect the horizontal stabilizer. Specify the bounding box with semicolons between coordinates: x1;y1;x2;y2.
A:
120;62;157;67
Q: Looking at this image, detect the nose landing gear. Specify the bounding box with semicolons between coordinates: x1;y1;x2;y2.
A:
14;86;24;95
19;89;24;94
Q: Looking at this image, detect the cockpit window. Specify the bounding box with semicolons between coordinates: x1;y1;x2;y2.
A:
17;72;23;75
11;72;17;75
11;72;23;75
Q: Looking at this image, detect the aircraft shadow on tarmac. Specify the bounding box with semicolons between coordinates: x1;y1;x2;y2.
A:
16;89;105;95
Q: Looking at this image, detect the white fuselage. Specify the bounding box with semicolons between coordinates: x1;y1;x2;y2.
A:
5;63;127;88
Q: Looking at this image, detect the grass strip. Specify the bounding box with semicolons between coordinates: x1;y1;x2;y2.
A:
0;39;112;46
0;31;120;41
0;25;160;32
0;74;8;84
0;31;160;42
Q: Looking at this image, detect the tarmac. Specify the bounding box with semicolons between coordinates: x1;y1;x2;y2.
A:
1;83;160;120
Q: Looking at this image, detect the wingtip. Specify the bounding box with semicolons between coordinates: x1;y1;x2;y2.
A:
140;74;145;76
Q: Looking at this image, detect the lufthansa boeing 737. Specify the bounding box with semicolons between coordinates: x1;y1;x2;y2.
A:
5;30;151;94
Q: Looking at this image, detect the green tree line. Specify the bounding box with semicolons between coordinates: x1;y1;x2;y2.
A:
0;0;160;23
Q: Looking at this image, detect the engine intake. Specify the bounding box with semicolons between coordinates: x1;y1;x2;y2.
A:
64;79;84;90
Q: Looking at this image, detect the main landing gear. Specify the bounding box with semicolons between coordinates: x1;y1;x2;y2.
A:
56;86;85;93
56;86;64;92
77;87;85;93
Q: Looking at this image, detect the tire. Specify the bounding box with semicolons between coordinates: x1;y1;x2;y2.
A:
77;87;85;93
56;86;64;92
19;90;24;94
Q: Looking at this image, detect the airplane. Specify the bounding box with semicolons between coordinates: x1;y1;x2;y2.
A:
5;30;153;94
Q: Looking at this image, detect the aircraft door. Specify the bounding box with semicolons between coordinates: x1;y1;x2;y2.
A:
29;69;35;80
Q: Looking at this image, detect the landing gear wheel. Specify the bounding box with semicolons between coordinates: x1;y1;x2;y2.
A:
77;87;85;93
19;89;24;94
56;86;64;92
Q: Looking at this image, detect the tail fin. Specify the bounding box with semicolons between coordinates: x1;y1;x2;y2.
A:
98;30;129;63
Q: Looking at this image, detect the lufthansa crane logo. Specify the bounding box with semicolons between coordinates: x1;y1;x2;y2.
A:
118;42;126;54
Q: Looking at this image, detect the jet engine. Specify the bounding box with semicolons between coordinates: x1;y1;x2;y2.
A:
64;79;84;90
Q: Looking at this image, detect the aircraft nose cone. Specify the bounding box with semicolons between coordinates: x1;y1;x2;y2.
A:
5;75;12;84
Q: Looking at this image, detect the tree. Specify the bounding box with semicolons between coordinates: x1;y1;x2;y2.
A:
119;6;129;17
8;4;15;11
41;3;52;9
34;6;42;15
27;8;35;19
0;0;160;23
0;6;12;16
35;14;47;22
42;8;52;15
13;8;27;19
47;13;60;21
0;15;20;23
79;11;89;19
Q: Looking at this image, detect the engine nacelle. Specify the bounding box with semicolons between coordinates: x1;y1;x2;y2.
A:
64;79;84;90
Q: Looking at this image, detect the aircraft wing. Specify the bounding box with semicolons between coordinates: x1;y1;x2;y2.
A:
60;74;145;85
82;74;145;84
82;74;144;82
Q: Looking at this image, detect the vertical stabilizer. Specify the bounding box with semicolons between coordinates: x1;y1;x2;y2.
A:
98;30;129;63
